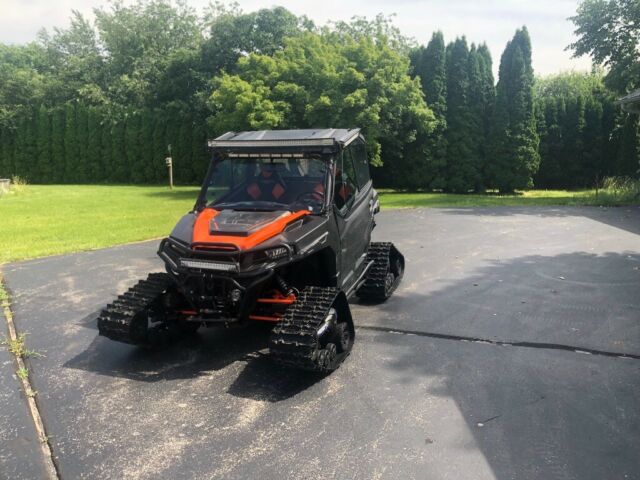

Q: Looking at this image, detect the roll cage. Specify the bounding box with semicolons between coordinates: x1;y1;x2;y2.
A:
195;129;365;215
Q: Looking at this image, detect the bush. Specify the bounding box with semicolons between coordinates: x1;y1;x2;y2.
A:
0;176;28;197
593;176;640;205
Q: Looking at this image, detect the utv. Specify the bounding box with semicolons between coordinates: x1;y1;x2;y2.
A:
98;128;404;372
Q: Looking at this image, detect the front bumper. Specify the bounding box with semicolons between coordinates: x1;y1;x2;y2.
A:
158;238;276;323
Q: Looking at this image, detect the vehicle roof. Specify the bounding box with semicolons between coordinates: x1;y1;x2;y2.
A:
208;128;361;150
619;89;640;114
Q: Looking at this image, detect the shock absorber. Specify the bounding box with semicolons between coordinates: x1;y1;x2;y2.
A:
275;274;297;297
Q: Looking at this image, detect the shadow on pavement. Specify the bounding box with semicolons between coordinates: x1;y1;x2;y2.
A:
355;251;640;354
227;356;325;402
353;250;640;480
64;324;323;402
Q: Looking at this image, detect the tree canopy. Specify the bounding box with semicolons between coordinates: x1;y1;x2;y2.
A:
487;27;540;192
208;28;436;172
569;0;640;93
0;0;637;189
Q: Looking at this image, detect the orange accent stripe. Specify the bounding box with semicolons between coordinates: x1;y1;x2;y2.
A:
249;315;282;322
256;294;296;305
178;310;198;315
192;209;310;251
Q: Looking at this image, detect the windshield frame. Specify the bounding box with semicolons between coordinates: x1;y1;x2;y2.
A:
194;151;335;215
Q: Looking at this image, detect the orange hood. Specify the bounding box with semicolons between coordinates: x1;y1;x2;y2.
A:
192;208;310;250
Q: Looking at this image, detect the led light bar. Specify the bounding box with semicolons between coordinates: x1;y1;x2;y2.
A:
226;152;304;158
208;138;335;148
180;258;238;272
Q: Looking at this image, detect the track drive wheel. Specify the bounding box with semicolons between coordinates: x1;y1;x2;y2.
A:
269;286;354;373
356;242;405;302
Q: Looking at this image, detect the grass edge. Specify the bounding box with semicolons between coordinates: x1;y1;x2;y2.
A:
0;274;59;479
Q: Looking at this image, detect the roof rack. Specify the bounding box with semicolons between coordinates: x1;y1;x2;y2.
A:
208;128;361;150
619;89;640;114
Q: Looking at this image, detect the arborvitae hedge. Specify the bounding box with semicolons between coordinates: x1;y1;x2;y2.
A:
51;108;65;183
0;104;209;184
36;105;52;183
86;108;103;181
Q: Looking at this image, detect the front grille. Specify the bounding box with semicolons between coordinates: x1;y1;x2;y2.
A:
185;274;240;318
160;239;240;272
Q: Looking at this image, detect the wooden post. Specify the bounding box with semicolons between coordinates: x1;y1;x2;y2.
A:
167;158;173;189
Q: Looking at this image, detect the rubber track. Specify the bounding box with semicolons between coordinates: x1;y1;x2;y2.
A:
97;273;173;345
356;242;396;301
269;286;342;372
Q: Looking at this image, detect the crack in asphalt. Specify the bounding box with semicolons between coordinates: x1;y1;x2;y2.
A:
357;325;640;360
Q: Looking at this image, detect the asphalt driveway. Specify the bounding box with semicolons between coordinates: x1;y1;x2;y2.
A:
1;206;639;480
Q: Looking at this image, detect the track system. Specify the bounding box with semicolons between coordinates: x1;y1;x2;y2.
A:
269;286;353;372
356;242;404;302
97;272;174;346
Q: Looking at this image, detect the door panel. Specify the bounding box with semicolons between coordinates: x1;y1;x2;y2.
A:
333;146;374;291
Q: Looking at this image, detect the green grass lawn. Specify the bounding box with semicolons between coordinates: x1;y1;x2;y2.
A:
377;189;597;208
1;185;200;264
0;184;637;264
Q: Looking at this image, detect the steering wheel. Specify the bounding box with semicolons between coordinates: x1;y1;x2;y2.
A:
296;191;324;205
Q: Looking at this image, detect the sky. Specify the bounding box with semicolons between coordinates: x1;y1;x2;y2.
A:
0;0;592;77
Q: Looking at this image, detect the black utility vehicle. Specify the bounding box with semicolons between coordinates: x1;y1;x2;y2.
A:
98;129;404;371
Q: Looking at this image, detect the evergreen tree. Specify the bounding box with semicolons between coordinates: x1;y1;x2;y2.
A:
562;95;586;186
0;128;6;175
100;120;112;183
76;104;89;182
140;109;154;182
535;97;564;188
64;103;78;183
86;107;103;181
192;120;209;183
616;114;640;176
466;45;486;191
600;98;619;178
36;105;52;183
534;71;623;188
176;116;193;184
444;37;480;192
164;113;179;183
477;43;495;169
126;112;143;183
152;113;167;184
14;112;37;180
0;128;15;177
413;31;447;118
487;27;540;192
411;31;448;188
582;96;605;186
50;108;65;183
110;120;127;182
